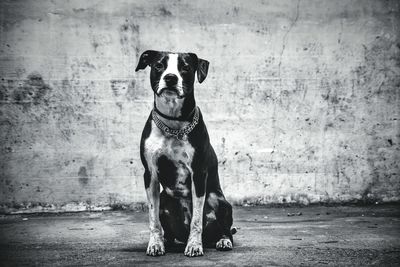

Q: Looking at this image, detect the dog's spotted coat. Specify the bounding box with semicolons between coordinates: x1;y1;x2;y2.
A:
136;50;234;257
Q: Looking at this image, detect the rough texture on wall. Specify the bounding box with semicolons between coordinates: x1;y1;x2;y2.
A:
0;0;399;213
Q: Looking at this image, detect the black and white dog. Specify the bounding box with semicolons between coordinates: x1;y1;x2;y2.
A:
136;50;234;257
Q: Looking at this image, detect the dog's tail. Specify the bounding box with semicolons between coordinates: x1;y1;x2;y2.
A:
231;227;238;235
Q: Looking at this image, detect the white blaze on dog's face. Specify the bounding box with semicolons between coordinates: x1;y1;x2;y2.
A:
135;50;210;100
157;54;184;97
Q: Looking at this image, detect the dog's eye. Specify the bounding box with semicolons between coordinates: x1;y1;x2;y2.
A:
181;65;191;72
154;63;164;70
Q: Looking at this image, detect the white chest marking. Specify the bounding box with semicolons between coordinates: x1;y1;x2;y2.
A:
144;121;194;197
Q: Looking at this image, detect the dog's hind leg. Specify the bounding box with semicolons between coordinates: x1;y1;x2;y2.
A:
203;191;234;251
159;191;190;246
159;191;176;246
215;198;233;251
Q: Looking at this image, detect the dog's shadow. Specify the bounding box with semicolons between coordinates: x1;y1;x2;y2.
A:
166;241;218;253
120;241;218;254
165;242;186;253
119;242;186;254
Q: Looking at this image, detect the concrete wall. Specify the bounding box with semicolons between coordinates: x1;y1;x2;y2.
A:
0;0;399;213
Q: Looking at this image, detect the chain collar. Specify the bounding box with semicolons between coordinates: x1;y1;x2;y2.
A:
151;107;199;141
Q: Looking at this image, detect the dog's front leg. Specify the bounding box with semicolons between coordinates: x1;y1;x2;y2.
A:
145;176;165;256
184;172;206;257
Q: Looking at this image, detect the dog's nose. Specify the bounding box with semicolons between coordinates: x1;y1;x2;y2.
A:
164;74;178;86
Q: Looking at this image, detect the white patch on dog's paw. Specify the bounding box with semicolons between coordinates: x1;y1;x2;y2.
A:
184;242;204;257
216;238;232;251
146;236;165;256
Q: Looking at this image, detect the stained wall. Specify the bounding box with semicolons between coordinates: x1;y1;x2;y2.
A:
0;0;399;212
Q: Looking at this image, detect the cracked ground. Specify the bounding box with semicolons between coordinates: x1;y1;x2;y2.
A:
1;205;399;266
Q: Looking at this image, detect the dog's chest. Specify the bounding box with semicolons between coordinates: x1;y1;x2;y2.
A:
144;121;195;197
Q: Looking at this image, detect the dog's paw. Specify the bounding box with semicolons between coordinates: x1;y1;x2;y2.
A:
184;242;204;257
216;238;233;251
146;237;165;256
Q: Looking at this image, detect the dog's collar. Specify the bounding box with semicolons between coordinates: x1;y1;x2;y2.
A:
152;107;199;141
153;105;196;121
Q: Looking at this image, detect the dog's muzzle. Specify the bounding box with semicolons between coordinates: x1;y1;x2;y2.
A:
157;87;185;99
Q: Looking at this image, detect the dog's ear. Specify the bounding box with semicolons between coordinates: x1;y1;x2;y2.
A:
197;58;209;83
189;53;209;83
135;50;159;72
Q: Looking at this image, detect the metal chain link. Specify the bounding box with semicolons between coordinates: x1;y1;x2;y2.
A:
151;107;199;141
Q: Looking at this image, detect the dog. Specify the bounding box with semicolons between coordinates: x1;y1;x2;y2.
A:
136;50;234;257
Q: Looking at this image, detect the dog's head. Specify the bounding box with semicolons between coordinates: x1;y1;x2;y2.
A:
135;50;209;99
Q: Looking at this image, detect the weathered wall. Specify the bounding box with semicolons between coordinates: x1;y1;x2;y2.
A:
0;0;399;213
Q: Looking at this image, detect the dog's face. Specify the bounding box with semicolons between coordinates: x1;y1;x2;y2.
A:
135;50;209;99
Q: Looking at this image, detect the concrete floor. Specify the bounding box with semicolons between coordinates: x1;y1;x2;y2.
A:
0;205;399;266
